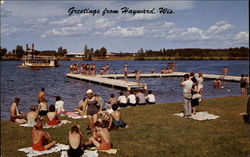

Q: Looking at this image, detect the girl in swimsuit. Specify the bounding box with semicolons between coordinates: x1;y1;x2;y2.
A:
86;121;111;150
67;125;84;157
83;89;102;132
32;121;56;151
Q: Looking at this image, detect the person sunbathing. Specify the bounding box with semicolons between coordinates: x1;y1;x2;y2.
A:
67;125;84;157
10;97;27;124
32;121;56;151
110;104;126;128
47;105;60;126
27;105;38;126
86;121;111;150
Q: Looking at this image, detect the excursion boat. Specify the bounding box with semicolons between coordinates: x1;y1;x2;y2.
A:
17;54;59;69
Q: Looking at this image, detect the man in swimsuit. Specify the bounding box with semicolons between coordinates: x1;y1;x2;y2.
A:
10;97;27;124
123;64;128;82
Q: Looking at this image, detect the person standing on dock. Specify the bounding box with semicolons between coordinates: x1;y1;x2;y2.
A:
240;74;247;96
180;74;193;118
223;67;228;77
135;70;141;84
123;64;128;82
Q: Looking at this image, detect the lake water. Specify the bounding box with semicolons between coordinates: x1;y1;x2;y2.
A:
1;60;249;120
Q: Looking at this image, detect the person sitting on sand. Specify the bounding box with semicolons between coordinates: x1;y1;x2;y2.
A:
117;91;127;107
10;97;27;124
55;96;65;114
38;97;48;116
67;125;84;157
32;121;56;151
145;90;156;104
110;104;126;128
74;98;87;116
47;105;60;126
27;105;38;126
86;121;111;150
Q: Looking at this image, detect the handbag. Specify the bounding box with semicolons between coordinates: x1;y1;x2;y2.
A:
192;93;201;99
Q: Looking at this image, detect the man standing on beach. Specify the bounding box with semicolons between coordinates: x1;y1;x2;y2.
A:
37;87;45;103
180;74;193;117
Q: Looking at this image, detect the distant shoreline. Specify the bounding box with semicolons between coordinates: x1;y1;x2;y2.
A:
1;56;249;61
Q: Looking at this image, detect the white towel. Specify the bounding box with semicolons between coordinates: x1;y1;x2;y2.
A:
174;112;220;121
18;143;69;157
61;150;98;157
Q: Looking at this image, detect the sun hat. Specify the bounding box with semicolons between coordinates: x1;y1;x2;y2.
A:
86;89;93;94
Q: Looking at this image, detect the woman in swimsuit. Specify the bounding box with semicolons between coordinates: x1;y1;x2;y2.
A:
32;121;56;151
10;97;27;124
47;105;60;126
86;121;111;150
83;89;102;131
67;125;84;157
27;105;38;126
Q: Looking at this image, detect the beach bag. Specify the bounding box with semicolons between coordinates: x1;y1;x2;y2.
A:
192;93;201;99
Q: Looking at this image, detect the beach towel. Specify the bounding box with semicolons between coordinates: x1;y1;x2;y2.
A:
60;150;98;157
18;143;69;157
19;120;71;128
90;147;118;154
65;112;87;119
174;112;220;121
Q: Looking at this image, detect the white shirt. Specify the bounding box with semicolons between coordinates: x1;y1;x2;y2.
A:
146;94;155;103
118;95;127;104
55;100;65;112
181;79;193;93
127;94;136;104
196;77;204;88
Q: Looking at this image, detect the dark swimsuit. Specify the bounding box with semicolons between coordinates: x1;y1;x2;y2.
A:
67;145;84;157
87;99;99;115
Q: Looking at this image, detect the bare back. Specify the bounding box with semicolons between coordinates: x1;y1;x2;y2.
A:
111;111;120;121
68;132;81;149
100;128;110;143
32;129;44;144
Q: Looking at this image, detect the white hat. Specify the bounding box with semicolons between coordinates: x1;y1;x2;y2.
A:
86;89;93;94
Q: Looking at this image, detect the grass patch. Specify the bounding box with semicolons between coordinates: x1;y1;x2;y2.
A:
1;96;250;157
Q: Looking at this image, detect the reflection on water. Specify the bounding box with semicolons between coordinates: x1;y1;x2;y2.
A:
0;60;249;119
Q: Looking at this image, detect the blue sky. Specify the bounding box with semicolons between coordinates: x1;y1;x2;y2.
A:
1;1;249;53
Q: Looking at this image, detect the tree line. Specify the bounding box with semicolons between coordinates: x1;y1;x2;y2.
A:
135;47;249;57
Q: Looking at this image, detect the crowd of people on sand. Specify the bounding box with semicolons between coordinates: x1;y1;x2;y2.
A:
10;86;155;156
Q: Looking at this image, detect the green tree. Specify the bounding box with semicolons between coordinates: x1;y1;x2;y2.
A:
99;47;107;57
15;45;24;58
0;47;7;58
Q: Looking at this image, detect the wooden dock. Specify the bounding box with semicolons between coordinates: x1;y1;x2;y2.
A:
67;72;241;91
67;73;147;90
100;72;241;82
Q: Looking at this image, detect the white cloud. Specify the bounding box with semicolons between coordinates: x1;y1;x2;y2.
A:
206;20;234;34
234;31;249;43
104;26;145;37
1;25;18;36
127;14;161;21
94;18;115;29
42;24;91;38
